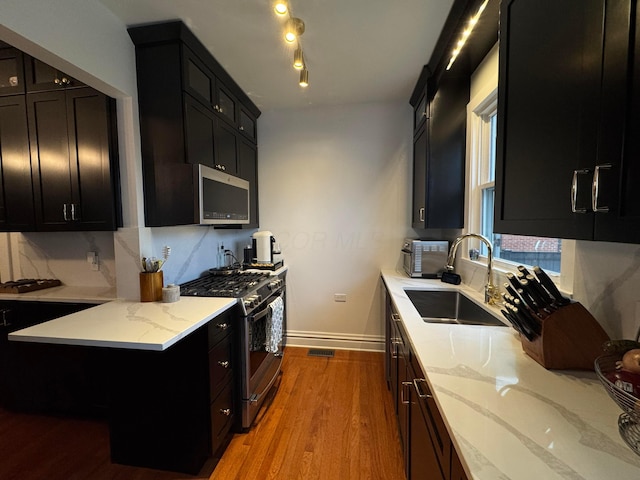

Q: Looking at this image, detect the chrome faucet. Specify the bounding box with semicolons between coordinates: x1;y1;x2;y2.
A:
444;233;499;305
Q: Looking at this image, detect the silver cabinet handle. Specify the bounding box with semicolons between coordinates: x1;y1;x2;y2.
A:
391;313;401;323
239;126;245;131
70;203;77;221
413;378;432;399
592;164;611;213
419;207;425;222
63;203;69;221
571;169;590;213
215;322;229;330
217;360;229;368
401;381;412;405
219;408;231;416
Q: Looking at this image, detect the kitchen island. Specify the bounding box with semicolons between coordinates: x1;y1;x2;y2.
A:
7;295;239;474
382;269;640;480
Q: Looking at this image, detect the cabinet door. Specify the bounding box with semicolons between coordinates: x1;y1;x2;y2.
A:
412;125;427;228
426;76;467;229
0;48;25;96
215;83;237;126
215;120;238;175
184;94;216;169
27;90;72;228
495;0;604;239
239;106;257;142
28;89;118;231
451;448;470;480
0;96;35;231
593;0;640;242
183;48;215;108
238;139;259;228
66;88;119;230
24;56;84;92
409;376;445;480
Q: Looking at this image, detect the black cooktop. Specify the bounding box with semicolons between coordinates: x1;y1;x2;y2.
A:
180;271;270;298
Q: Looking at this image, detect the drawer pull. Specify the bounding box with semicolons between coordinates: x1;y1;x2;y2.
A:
413;378;432;399
216;323;229;330
220;408;231;416
217;360;230;368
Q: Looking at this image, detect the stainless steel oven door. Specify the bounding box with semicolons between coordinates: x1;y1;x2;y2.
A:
240;290;285;430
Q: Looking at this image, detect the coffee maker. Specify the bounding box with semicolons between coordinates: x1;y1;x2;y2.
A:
252;231;276;264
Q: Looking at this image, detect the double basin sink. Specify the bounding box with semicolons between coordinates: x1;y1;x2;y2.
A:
404;289;506;327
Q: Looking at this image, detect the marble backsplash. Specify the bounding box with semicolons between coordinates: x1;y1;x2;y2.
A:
3;226;258;300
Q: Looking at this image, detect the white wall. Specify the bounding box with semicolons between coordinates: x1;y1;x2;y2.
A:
259;103;414;350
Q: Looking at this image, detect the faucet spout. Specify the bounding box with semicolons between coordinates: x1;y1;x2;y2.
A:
445;233;499;305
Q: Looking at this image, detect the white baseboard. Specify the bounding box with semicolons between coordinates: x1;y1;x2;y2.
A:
285;330;384;352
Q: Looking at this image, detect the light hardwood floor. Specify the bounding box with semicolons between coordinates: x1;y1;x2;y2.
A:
0;347;404;480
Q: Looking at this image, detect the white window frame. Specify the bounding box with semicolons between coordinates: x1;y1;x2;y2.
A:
465;64;575;294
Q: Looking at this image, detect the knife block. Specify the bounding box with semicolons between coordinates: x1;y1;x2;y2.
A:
520;302;609;371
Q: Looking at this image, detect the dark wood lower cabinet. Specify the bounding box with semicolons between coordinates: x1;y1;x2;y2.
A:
384;286;468;480
4;303;238;475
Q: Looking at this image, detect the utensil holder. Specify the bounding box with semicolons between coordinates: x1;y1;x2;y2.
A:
520;302;610;370
140;271;163;302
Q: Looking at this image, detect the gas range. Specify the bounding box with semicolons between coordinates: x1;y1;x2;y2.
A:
179;270;285;315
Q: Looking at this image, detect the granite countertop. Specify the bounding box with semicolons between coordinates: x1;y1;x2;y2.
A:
381;269;640;480
8;296;237;351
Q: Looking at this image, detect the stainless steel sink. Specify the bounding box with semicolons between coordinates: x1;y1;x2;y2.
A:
404;289;506;326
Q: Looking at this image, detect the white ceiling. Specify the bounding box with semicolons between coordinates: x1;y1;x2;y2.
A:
97;0;455;111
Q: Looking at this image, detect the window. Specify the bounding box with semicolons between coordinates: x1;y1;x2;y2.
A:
468;89;562;274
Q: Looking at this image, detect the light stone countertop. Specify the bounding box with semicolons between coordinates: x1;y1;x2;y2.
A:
0;284;117;303
8;296;237;351
381;269;640;480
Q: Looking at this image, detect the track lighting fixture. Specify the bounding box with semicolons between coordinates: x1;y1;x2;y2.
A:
273;0;288;16
272;1;310;88
299;68;309;87
284;17;305;43
293;47;304;70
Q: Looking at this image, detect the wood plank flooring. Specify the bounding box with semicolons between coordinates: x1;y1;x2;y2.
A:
212;347;405;480
0;347;404;480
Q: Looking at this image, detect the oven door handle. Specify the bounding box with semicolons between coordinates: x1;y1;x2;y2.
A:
249;293;284;322
250;358;283;404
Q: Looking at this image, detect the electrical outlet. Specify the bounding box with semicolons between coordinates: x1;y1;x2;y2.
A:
334;293;347;302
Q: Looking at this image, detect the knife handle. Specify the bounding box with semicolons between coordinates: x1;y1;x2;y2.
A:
533;266;570;305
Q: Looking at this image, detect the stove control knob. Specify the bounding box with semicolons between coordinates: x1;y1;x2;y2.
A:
245;295;259;307
269;279;282;290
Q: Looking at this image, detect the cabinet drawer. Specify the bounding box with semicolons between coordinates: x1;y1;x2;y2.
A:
210;379;234;454
209;335;232;398
208;311;233;347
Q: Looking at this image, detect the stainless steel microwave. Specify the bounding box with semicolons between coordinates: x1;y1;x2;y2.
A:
401;239;448;278
197;164;250;225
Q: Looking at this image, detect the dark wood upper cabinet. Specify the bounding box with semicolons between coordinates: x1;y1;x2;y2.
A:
27;88;121;231
0;48;25;96
495;0;640;243
409;0;498;230
129;20;261;228
0;96;35;231
24;56;85;92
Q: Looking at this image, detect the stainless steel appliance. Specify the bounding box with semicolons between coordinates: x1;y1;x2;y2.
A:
180;269;286;430
197;164;250;225
401;239;449;278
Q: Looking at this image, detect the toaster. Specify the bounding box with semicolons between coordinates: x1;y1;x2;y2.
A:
401;239;449;278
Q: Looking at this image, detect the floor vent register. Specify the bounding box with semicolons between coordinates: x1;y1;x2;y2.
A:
307;348;335;358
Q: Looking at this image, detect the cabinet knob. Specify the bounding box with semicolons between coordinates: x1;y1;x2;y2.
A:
239;126;245;131
54;77;71;87
217;360;230;368
219;408;231;416
216;322;229;330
